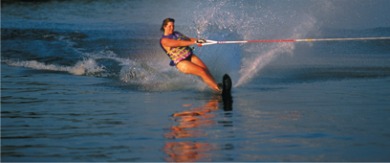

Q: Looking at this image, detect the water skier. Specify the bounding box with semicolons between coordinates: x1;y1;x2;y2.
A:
159;18;221;92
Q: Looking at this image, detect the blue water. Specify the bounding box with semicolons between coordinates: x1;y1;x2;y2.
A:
2;0;390;161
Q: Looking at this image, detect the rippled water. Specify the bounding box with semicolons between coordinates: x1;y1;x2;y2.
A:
3;63;390;161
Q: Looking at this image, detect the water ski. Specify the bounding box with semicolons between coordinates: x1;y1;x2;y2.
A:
222;74;232;95
221;74;233;110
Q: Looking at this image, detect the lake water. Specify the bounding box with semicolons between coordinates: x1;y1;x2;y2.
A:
2;0;390;161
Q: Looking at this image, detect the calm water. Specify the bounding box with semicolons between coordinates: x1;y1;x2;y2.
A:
2;0;390;161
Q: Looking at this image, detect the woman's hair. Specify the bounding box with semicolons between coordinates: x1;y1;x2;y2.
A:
160;18;175;32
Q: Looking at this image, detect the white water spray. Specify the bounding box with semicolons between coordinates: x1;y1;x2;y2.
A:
3;59;105;76
193;1;320;87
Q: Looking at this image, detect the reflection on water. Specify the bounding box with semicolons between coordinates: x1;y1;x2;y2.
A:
164;95;233;162
164;141;217;162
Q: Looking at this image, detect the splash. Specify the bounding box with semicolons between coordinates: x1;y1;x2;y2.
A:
86;50;205;91
235;15;318;86
192;0;320;87
236;43;295;86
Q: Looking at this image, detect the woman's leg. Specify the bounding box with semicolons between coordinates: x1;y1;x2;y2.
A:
189;54;208;69
176;60;220;91
189;55;221;91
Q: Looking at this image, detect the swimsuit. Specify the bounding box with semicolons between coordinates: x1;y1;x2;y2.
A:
160;31;193;66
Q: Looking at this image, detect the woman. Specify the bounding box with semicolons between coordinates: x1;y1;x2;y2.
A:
159;18;221;92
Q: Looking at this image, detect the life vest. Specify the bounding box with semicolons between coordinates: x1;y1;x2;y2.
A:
160;31;193;66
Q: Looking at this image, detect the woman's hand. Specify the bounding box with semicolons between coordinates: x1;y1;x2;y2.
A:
196;39;207;44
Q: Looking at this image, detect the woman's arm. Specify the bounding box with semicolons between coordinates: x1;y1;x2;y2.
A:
161;38;195;47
